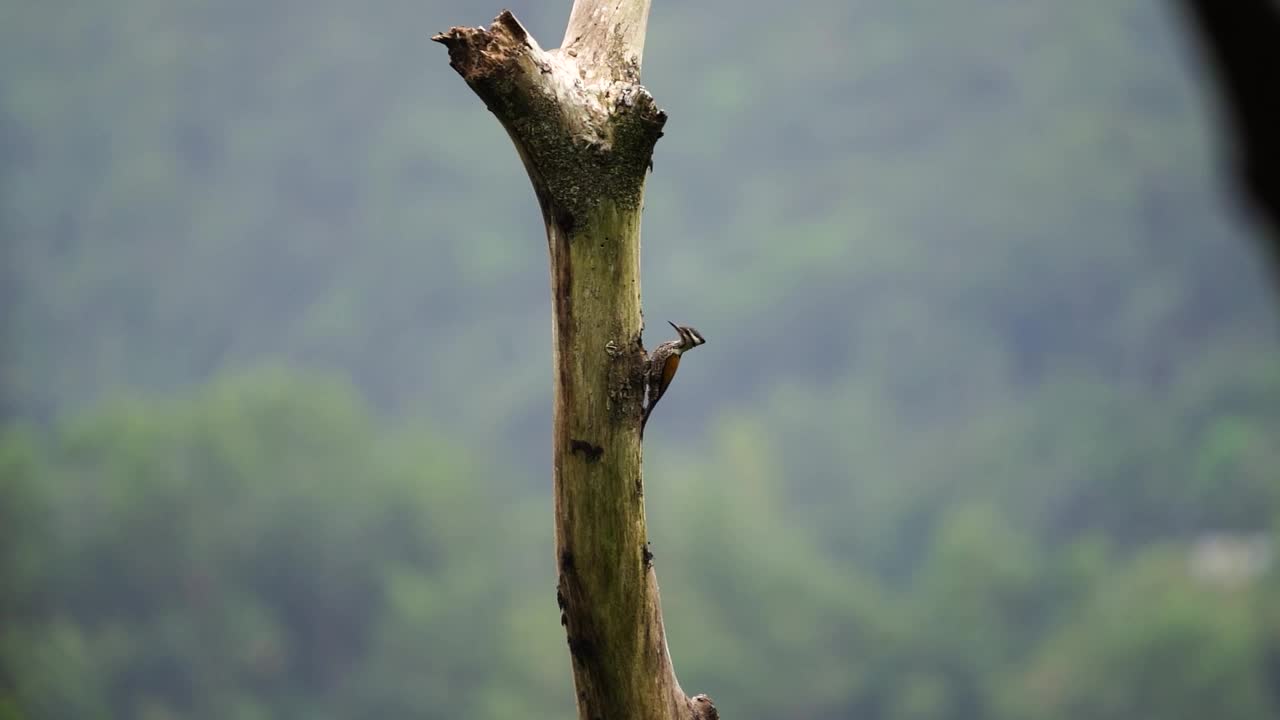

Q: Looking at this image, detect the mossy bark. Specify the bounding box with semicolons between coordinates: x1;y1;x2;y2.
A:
434;6;717;720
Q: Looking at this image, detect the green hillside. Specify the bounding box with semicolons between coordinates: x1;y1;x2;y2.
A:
3;0;1279;718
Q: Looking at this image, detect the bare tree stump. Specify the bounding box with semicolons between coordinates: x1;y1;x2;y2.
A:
434;4;717;719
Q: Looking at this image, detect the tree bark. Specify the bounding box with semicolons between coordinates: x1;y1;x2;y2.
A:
433;5;718;720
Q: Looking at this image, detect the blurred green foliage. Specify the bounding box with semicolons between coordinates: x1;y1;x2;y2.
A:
1;371;558;719
3;372;1278;719
3;0;1280;718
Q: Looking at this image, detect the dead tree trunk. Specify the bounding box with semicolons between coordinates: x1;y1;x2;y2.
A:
433;4;718;720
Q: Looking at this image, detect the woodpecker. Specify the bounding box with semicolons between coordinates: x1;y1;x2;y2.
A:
641;321;706;435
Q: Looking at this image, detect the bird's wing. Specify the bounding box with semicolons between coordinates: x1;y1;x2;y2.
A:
656;354;681;404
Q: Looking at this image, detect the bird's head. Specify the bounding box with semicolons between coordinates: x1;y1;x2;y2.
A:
668;321;706;352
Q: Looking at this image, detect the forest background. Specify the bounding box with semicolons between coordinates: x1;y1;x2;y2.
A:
3;1;1280;718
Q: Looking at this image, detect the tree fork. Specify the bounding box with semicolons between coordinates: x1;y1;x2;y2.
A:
433;5;718;720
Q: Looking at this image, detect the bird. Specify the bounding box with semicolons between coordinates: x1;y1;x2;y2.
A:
641;321;706;436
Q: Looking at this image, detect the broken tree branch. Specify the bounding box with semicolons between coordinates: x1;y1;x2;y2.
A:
434;3;717;719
